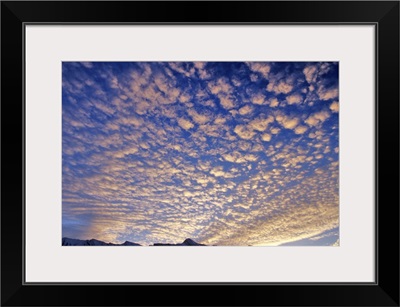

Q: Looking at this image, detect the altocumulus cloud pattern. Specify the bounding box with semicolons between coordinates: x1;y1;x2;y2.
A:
62;62;339;246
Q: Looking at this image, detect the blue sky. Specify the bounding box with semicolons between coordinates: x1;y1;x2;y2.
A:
62;62;339;246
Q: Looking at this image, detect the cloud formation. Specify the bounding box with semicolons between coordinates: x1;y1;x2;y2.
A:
62;62;339;246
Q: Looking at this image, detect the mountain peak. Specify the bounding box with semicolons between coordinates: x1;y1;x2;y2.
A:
122;241;141;246
62;237;141;246
181;238;204;246
62;237;205;246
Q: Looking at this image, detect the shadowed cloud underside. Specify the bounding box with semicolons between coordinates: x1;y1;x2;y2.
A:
62;62;339;246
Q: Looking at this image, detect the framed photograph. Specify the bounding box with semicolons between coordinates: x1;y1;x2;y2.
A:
1;1;399;306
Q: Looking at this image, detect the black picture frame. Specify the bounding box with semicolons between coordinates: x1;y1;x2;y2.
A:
1;1;399;306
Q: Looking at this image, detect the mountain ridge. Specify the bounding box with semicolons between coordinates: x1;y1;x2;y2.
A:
62;237;205;246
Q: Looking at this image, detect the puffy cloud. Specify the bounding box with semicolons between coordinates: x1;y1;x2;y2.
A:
214;116;227;125
168;62;196;78
246;62;271;78
194;62;212;80
208;78;232;95
294;125;308;134
317;86;338;101
219;95;236;110
179;93;191;103
210;166;236;178
303;65;318;83
276;113;300;130
112;146;139;158
244;153;258;162
231;76;242;87
221;151;258;164
330;101;339;113
270;127;281;134
187;108;212;124
305;110;331;127
222;151;244;163
234;124;257;140
93;101;115;115
267;79;293;94
261;133;272;142
238;105;254;115
250;74;259;82
286;94;303;105
135;100;152;115
269;98;279;107
126;114;145;126
194;62;206;70
177;117;195;130
248;116;274;132
250;93;266;105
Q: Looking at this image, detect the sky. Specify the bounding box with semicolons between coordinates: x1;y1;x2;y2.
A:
62;62;339;246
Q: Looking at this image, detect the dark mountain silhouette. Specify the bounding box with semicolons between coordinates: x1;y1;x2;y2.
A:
62;237;205;246
62;237;141;246
153;238;205;246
